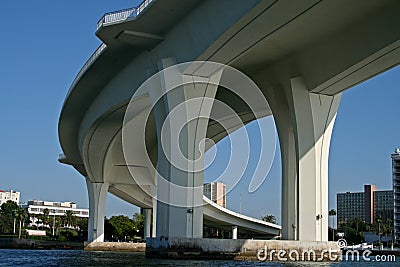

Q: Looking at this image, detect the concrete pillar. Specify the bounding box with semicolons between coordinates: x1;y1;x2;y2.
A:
264;77;341;241
143;208;152;238
151;196;157;238
151;59;222;238
232;226;238;240
86;178;109;243
264;84;297;240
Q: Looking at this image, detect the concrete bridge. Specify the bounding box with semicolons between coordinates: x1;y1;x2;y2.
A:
58;0;400;251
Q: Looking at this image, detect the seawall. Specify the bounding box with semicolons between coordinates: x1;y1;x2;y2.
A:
84;241;146;252
0;238;83;250
146;238;342;262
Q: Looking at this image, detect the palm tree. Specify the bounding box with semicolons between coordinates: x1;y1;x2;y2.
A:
41;208;50;229
261;214;277;224
329;209;336;241
62;210;77;229
387;218;394;247
17;207;28;239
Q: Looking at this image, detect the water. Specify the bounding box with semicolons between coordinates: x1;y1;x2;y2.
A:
0;250;397;266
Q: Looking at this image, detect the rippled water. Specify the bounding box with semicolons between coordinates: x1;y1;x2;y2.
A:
0;250;397;266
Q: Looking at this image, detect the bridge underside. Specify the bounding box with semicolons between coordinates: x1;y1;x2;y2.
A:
59;0;400;244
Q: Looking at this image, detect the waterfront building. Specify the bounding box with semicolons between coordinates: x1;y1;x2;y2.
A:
391;149;400;244
204;182;226;208
0;189;20;205
337;184;393;226
22;199;89;228
337;191;365;225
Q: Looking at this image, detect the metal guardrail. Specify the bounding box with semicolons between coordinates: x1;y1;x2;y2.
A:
97;7;136;30
136;0;154;16
68;0;155;95
68;43;107;94
97;0;155;30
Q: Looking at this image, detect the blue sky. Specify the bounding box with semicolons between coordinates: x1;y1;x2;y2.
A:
0;1;399;222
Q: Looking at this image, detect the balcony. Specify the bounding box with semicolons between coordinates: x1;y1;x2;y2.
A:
68;0;156;96
97;0;155;30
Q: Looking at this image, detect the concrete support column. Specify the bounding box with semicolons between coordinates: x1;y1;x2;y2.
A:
264;84;297;240
86;178;109;243
264;77;341;241
151;196;157;238
232;226;238;240
151;59;222;238
143;208;152;238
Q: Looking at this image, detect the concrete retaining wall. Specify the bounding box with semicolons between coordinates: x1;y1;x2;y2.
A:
146;238;342;262
84;241;146;252
0;238;83;249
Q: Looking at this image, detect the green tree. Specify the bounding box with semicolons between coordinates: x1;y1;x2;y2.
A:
0;201;19;234
132;213;144;237
77;218;88;240
261;214;277;224
38;208;50;230
49;216;63;236
17;207;28;239
62;210;77;229
107;215;136;241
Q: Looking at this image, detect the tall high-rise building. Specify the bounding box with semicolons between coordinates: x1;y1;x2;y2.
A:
337;184;393;227
374;190;394;223
337;191;365;225
364;184;376;224
391;149;400;244
203;182;226;208
0;189;20;205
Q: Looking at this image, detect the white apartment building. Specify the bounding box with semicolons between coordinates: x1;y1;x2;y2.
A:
0;189;20;205
22;200;89;227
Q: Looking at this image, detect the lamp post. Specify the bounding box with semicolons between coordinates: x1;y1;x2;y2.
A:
377;217;382;250
52;210;56;237
329;209;337;241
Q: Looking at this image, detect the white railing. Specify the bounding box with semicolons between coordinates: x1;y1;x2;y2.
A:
97;7;136;30
96;0;155;30
136;0;154;16
69;43;107;94
69;0;155;93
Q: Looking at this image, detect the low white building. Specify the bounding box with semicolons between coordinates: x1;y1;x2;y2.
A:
0;189;20;206
22;200;89;228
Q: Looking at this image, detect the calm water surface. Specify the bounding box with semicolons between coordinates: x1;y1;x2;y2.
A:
0;250;397;266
